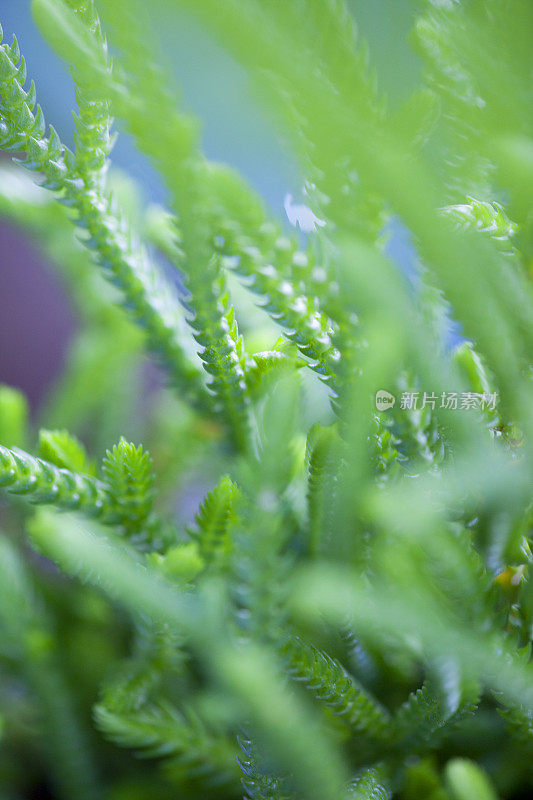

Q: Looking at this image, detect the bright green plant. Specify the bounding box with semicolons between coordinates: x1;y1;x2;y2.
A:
0;1;532;798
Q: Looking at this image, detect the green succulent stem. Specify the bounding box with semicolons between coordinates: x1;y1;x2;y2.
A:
0;443;117;520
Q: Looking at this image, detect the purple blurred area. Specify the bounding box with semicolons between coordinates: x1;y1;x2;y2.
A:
0;221;76;410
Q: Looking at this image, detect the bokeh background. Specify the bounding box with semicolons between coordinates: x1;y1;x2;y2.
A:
0;0;420;413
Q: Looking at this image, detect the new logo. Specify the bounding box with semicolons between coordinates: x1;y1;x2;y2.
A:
375;390;395;411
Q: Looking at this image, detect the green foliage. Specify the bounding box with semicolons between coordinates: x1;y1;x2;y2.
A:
0;535;101;800
0;442;116;519
401;758;450;800
237;737;292;800
245;342;305;401
0;383;28;447
94;701;240;789
347;766;391;800
444;759;498;800
0;0;532;798
282;636;390;741
102;439;155;536
39;428;94;474
305;423;340;555
391;676;479;753
187;475;240;566
498;703;533;756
